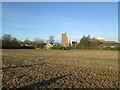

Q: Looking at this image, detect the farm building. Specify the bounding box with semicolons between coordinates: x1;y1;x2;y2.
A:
62;32;77;48
21;44;33;47
20;44;34;49
45;43;53;49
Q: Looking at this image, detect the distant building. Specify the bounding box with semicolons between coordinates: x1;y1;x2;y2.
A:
21;44;33;47
45;43;53;49
20;44;34;49
62;32;69;47
69;38;77;47
96;37;105;41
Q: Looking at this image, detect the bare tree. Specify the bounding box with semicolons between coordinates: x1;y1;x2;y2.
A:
33;38;44;48
2;34;19;48
49;36;54;44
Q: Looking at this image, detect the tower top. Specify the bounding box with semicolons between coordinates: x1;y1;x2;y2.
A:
62;32;67;35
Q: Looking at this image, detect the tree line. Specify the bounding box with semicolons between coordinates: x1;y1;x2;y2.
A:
1;34;50;49
76;35;102;49
1;34;119;50
76;35;119;50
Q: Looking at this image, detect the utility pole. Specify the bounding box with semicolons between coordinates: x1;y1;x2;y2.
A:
75;42;76;50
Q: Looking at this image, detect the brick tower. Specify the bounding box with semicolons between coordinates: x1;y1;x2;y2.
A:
62;32;68;47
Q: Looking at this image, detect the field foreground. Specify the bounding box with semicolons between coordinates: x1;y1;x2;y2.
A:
2;49;119;89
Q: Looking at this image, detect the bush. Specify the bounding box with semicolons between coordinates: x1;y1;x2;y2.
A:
52;46;63;50
63;47;71;50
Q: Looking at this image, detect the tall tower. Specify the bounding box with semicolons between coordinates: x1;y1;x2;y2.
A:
62;32;68;47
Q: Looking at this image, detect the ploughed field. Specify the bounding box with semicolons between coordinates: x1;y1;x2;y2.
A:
2;49;119;89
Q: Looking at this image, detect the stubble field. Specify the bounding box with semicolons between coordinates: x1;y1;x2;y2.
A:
2;49;119;89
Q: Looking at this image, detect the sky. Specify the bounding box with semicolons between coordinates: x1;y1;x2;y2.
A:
2;2;118;42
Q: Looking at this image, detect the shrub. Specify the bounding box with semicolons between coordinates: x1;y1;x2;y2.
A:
52;46;63;50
